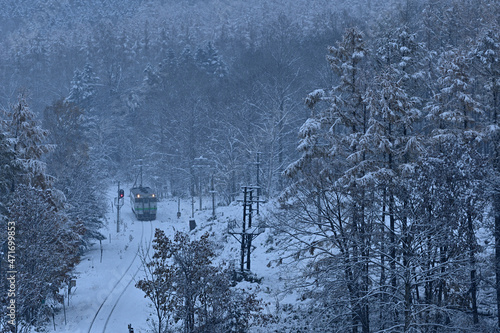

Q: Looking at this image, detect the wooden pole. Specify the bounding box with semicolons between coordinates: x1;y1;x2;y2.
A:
117;181;120;232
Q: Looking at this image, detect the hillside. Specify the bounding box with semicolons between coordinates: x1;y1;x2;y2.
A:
45;186;292;333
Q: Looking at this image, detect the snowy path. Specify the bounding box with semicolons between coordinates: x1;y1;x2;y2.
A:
44;190;279;333
44;189;192;333
87;219;154;333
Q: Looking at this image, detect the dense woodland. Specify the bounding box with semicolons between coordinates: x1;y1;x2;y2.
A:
0;0;499;332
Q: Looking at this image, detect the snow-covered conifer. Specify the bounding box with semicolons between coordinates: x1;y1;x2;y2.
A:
427;49;482;134
43;99;105;247
282;27;373;333
5;92;53;190
5;185;81;331
66;64;99;109
472;28;500;328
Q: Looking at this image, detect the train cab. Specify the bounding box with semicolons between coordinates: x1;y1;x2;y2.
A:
130;186;157;220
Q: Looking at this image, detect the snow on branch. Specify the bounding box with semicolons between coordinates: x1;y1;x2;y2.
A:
305;89;325;108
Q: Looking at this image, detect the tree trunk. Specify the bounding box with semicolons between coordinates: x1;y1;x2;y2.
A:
494;82;500;329
389;193;397;325
402;215;411;332
380;189;387;326
495;194;500;329
466;211;479;324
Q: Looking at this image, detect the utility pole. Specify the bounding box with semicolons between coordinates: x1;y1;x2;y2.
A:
193;156;209;212
225;154;265;280
189;184;196;231
256;152;261;215
117;181;120;232
139;160;143;187
246;190;253;271
210;174;216;218
191;182;195;218
199;176;202;211
177;198;181;219
240;187;247;272
228;186;265;276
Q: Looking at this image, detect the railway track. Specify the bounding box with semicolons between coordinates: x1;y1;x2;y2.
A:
87;219;154;333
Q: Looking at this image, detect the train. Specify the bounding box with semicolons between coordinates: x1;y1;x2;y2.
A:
130;186;157;220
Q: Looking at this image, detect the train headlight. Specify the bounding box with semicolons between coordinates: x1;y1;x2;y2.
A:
137;194;141;198
152;194;155;198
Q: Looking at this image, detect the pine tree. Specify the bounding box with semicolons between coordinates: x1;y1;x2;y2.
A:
1;93;82;331
6;185;81;331
364;25;427;329
472;28;500;328
423;47;485;327
5;92;53;190
0;130;17;209
204;42;227;78
43;99;105;247
66;64;99;109
284;27;373;333
427;49;482;132
364;67;423;330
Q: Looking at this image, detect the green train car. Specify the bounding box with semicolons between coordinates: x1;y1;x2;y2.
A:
130;186;157;220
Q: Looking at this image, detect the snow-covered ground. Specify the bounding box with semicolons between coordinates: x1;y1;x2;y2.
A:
43;185;288;333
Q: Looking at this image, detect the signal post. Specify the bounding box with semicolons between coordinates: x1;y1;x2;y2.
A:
115;181;124;232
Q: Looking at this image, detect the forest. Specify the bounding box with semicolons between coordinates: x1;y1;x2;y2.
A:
0;0;499;332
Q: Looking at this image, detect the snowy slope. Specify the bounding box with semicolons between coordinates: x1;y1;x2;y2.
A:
42;186;290;333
